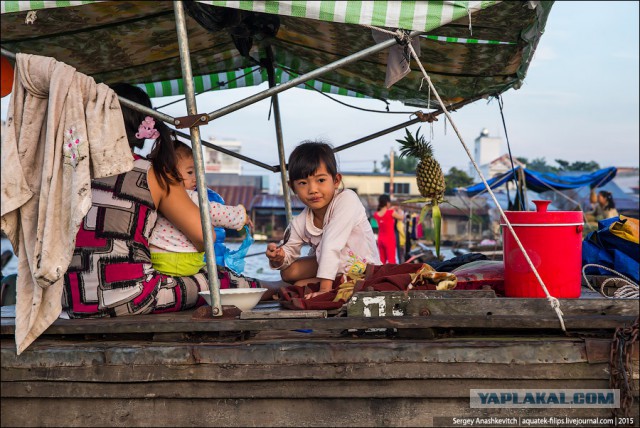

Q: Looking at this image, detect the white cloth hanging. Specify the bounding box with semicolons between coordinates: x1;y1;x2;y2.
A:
1;53;134;354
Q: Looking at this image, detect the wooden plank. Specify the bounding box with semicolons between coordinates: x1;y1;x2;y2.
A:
585;338;613;364
345;290;497;317
348;292;639;318
240;310;327;319
0;397;617;427
2;314;637;335
1;361;615;383
1;378;617;399
585;338;640;364
1;337;593;367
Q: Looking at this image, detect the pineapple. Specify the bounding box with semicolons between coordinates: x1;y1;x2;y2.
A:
396;127;446;258
396;127;445;202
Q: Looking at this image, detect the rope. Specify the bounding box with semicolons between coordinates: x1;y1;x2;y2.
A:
300;81;412;114
366;24;568;331
582;264;639;299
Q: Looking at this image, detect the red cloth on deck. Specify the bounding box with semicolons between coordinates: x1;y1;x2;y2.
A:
277;263;452;311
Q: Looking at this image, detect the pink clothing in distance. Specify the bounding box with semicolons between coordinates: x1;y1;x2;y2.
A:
374;209;397;264
149;189;246;253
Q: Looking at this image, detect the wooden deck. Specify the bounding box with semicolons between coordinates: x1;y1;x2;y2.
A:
1;289;638;427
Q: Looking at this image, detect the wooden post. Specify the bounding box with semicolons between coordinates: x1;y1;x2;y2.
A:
389;149;395;199
520;167;529;211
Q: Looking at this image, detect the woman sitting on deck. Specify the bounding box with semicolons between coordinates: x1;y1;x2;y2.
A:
63;83;280;318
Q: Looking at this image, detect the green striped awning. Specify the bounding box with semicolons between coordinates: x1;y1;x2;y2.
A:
136;66;370;98
200;1;499;33
2;1;499;33
1;1;553;108
421;35;515;45
1;1;102;13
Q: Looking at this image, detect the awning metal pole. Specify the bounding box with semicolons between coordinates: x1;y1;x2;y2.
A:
334;117;422;153
265;46;293;223
0;47;16;59
520;167;529;211
118;97;178;126
173;129;277;172
173;1;222;317
206;30;423;122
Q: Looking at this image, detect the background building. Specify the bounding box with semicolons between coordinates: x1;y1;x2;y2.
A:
341;172;418;196
204;138;242;174
469;128;503;180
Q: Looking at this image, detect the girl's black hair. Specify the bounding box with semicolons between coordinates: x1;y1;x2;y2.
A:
287;141;338;182
110;83;179;193
377;194;391;210
598;190;616;210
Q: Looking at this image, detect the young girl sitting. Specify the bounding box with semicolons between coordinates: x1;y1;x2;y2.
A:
149;142;250;277
265;141;380;298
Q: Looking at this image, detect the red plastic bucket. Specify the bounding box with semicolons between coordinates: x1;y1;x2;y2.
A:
501;200;584;298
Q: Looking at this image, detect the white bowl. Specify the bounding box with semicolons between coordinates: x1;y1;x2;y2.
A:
199;288;267;312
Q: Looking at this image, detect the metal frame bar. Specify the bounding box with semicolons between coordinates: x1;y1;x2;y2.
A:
205;30;423;122
173;1;222;317
173;129;277;172
265;46;293;223
331;95;486;154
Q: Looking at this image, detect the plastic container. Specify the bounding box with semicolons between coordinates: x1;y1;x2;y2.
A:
198;288;267;311
501;200;584;298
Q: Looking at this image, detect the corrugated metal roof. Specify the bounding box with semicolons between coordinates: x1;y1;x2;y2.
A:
211;186;259;210
252;194;307;210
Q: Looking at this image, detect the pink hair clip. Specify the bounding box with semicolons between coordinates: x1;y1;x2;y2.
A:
135;116;160;140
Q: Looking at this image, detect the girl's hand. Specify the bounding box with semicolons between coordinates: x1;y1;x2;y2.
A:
265;242;285;268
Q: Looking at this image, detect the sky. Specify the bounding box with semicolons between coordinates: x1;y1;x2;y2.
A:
2;1;639;194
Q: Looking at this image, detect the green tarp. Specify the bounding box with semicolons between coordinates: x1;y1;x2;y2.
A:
1;1;553;107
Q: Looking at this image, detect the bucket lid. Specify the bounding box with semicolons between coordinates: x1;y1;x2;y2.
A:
501;200;583;225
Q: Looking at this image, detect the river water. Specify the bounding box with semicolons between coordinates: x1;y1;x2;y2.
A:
1;238;18;277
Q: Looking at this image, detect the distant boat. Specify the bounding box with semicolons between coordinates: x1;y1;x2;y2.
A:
453;240;503;260
252;233;268;241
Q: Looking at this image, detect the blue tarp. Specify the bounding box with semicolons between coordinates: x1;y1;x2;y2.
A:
582;216;639;282
459;166;617;197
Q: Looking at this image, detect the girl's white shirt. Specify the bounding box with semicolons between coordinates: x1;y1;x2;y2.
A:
275;189;380;279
